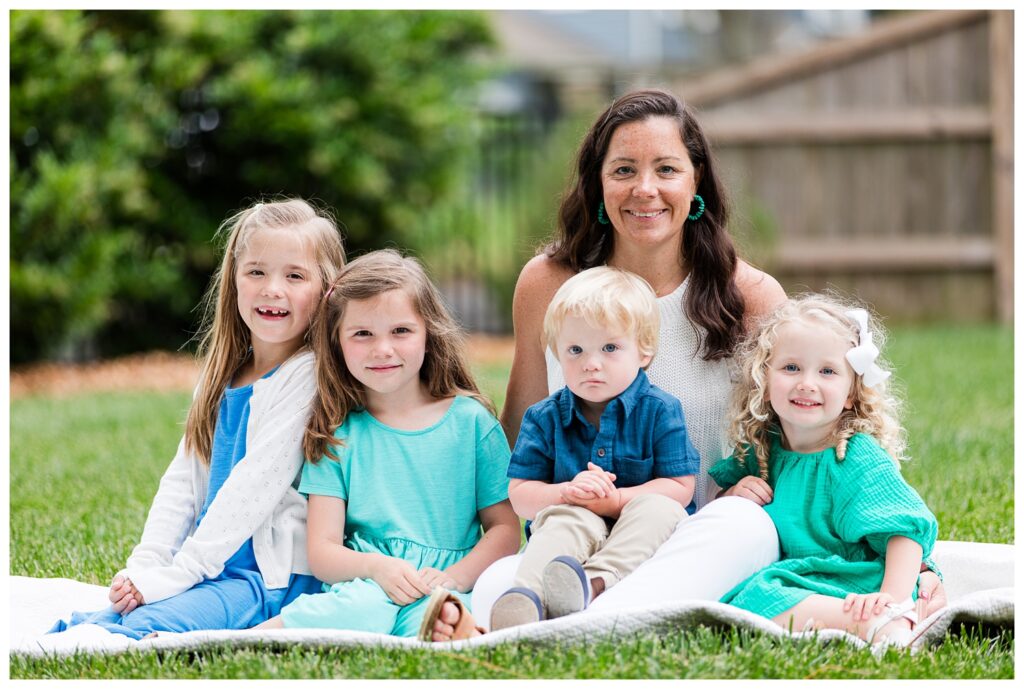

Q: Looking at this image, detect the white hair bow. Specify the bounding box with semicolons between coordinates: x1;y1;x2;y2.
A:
844;309;890;388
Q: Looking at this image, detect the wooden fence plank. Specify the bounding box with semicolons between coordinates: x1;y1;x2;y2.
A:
703;107;990;144
772;237;993;272
680;10;989;108
989;10;1013;322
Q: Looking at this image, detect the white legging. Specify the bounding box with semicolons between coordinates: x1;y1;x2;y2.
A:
470;496;780;629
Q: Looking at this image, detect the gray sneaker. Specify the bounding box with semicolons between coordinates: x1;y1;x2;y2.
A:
490;587;545;631
542;555;590;619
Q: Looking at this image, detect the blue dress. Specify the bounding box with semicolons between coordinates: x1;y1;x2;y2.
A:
49;370;321;639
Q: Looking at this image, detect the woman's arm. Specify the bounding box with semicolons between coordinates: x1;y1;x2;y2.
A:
734;260;787;328
440;499;521;592
500;255;574;447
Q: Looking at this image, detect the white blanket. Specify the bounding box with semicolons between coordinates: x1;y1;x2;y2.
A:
10;540;1014;658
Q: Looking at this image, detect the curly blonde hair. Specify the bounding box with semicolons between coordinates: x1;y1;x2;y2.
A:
729;292;907;480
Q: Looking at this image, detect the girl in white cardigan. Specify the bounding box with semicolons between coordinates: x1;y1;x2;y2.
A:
48;199;346;639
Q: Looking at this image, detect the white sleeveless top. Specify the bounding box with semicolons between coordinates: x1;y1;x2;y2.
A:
545;277;734;509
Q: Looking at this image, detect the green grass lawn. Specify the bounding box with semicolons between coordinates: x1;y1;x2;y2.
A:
9;324;1014;678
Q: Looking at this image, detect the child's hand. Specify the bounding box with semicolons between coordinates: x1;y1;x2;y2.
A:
371;556;432;606
560;463;621;516
562;462;617;500
916;570;948;619
418;567;461;592
570;489;622;518
108;575;145;614
560;482;599;503
843;591;894;622
723;476;773;505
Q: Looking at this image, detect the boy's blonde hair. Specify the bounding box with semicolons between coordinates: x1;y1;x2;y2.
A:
543;267;660;360
304;249;494;463
729;292;907;480
184;198;347;465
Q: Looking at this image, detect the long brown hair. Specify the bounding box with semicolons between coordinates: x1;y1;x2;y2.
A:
547;88;744;360
184;198;346;465
304;249;494;463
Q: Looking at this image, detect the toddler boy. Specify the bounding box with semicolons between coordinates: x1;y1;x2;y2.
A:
492;266;698;630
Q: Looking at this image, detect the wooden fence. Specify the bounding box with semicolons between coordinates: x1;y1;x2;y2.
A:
676;9;1013;322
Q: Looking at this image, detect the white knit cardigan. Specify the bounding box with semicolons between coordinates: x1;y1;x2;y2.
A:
118;349;316;604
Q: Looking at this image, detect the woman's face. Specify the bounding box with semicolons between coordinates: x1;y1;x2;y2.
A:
600;116;699;254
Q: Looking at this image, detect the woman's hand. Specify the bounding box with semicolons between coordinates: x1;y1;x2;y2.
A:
722;476;773;505
370;556;432;606
108;574;145;614
844;590;895;622
916;570;948;619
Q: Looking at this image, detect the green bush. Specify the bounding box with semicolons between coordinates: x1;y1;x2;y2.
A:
11;9;493;362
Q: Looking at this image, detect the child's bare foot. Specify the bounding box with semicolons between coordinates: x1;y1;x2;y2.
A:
431;600;483;641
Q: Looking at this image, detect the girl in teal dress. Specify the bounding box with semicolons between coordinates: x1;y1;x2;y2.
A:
253;250;521;638
709;294;940;651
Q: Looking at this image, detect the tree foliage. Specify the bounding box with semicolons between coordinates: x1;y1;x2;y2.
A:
11;9;493;362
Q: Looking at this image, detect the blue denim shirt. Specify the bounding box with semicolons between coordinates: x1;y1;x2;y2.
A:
508;369;700;514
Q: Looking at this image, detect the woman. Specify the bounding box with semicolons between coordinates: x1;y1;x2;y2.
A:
431;89;944;639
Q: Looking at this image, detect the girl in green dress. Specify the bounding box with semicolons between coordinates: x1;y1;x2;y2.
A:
709;294;939;651
253;250;521;637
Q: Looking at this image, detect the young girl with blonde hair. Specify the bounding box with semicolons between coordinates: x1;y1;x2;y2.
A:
709;293;941;652
255;249;520;638
49;198;346;638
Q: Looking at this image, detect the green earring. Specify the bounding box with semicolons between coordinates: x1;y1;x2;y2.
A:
597;201;610;225
688;194;705;222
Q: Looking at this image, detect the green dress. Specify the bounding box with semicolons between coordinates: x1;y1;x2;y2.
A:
709;433;938;619
280;395;511;635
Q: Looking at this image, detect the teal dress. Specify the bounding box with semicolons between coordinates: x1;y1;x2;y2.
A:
709;433;938;620
280;396;511;636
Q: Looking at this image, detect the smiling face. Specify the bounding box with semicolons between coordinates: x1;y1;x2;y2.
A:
556;315;651;418
766;319;856;453
337;289;428;408
601;116;699;253
235;226;320;364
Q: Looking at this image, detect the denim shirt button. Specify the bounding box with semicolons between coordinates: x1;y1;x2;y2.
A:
597;448;605;457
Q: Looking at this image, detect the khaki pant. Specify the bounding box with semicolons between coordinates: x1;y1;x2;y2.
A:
513;493;686;602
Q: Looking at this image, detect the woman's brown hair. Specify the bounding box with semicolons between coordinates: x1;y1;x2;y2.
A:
547;88;745;360
304;249;494;463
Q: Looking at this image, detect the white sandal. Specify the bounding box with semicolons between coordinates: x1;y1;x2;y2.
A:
908;605;950;652
865;597;917;656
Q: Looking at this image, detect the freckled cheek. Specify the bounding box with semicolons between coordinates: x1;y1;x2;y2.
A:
340;344;365;363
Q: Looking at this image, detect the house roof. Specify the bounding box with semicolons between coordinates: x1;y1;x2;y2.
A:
488;10;623;73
